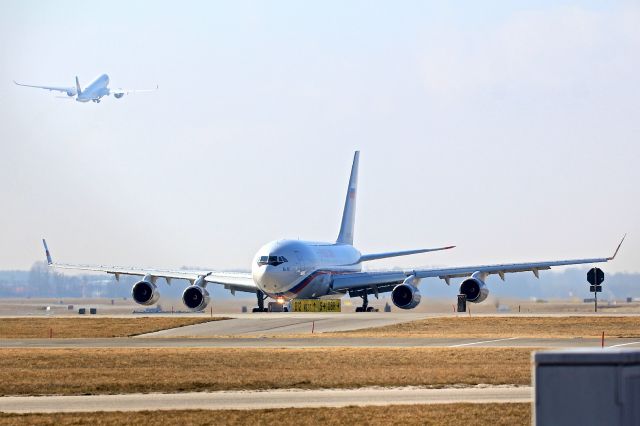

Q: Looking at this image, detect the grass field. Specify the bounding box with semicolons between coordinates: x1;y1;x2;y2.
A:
0;403;530;425
333;316;640;338
0;317;227;338
0;347;530;395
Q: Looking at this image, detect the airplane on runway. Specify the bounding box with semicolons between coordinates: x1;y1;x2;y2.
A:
42;151;625;312
14;74;158;103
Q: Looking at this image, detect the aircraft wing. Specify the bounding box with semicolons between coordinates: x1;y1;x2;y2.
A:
14;80;76;95
331;236;625;297
109;85;159;96
41;240;257;294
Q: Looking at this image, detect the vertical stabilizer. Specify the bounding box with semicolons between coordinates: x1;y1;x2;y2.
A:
75;76;82;95
336;151;359;245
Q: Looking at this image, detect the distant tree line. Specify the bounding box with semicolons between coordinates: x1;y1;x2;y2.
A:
0;262;131;298
0;262;637;300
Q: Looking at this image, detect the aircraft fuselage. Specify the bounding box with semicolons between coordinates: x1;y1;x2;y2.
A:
251;239;361;299
76;74;110;102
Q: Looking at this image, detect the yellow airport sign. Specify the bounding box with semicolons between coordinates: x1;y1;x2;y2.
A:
292;299;341;312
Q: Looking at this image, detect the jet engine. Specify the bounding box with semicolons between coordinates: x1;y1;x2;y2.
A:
182;285;210;311
66;91;75;97
114;93;124;99
131;280;160;305
459;273;489;303
391;276;422;309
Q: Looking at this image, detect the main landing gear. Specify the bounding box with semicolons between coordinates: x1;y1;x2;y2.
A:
355;292;375;312
252;290;268;313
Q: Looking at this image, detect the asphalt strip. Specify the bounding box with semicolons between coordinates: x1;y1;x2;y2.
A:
0;386;532;413
448;337;520;347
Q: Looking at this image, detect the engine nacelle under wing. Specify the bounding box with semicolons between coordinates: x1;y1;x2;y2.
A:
131;280;160;305
391;277;422;310
459;274;489;303
182;285;210;311
113;93;124;99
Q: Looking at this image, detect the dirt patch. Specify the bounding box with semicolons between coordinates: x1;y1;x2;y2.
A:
0;317;227;339
0;347;531;396
330;316;640;338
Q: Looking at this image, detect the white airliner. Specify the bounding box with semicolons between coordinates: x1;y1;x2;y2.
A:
42;151;625;312
14;74;157;103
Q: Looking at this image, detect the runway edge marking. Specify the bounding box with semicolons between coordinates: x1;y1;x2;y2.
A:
448;337;519;348
606;341;640;349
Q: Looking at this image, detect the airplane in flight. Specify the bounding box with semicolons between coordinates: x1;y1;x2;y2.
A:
42;151;625;312
14;74;158;103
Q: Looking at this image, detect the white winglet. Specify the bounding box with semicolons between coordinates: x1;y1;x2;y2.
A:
608;234;626;260
42;239;53;265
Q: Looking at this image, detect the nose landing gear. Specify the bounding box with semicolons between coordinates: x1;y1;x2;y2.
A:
252;290;269;313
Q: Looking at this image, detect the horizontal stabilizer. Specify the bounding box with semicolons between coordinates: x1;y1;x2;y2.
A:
359;246;455;262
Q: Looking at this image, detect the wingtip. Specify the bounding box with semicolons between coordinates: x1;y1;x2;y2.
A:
609;234;626;260
42;238;52;265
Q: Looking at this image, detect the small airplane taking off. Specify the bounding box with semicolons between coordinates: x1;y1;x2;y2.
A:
14;74;157;103
42;151;625;312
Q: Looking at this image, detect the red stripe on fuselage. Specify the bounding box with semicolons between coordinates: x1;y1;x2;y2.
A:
267;269;356;299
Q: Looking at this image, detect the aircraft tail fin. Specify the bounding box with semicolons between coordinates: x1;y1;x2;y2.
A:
336;151;359;245
75;76;82;95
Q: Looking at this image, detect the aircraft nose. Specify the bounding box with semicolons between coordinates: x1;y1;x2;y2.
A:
254;264;271;282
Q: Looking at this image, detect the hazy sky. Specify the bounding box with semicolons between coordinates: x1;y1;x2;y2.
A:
1;1;638;274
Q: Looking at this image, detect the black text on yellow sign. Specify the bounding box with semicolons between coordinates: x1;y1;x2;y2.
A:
291;299;341;312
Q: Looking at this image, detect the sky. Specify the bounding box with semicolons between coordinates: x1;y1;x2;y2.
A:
0;1;638;274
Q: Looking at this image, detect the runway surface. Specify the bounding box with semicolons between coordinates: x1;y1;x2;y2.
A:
0;386;532;413
2;336;639;349
141;312;428;337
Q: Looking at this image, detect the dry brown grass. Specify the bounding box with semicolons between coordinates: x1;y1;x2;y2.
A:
0;347;531;396
0;403;531;425
332;316;640;338
0;317;227;338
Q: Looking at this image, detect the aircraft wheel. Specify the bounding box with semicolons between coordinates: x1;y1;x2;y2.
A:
355;307;363;312
366;307;374;312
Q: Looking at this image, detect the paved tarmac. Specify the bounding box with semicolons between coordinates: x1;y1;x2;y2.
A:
0;386;532;413
2;336;639;349
141;312;428;337
138;311;640;338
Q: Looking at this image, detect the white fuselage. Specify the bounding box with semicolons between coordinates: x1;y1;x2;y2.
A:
76;74;110;102
251;240;361;299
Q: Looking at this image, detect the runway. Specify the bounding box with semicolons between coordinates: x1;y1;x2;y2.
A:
0;386;532;413
2;336;639;349
141;312;428;337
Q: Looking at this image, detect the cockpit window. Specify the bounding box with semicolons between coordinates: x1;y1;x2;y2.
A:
258;255;288;266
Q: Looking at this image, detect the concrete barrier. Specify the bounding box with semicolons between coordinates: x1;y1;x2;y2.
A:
534;349;640;425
